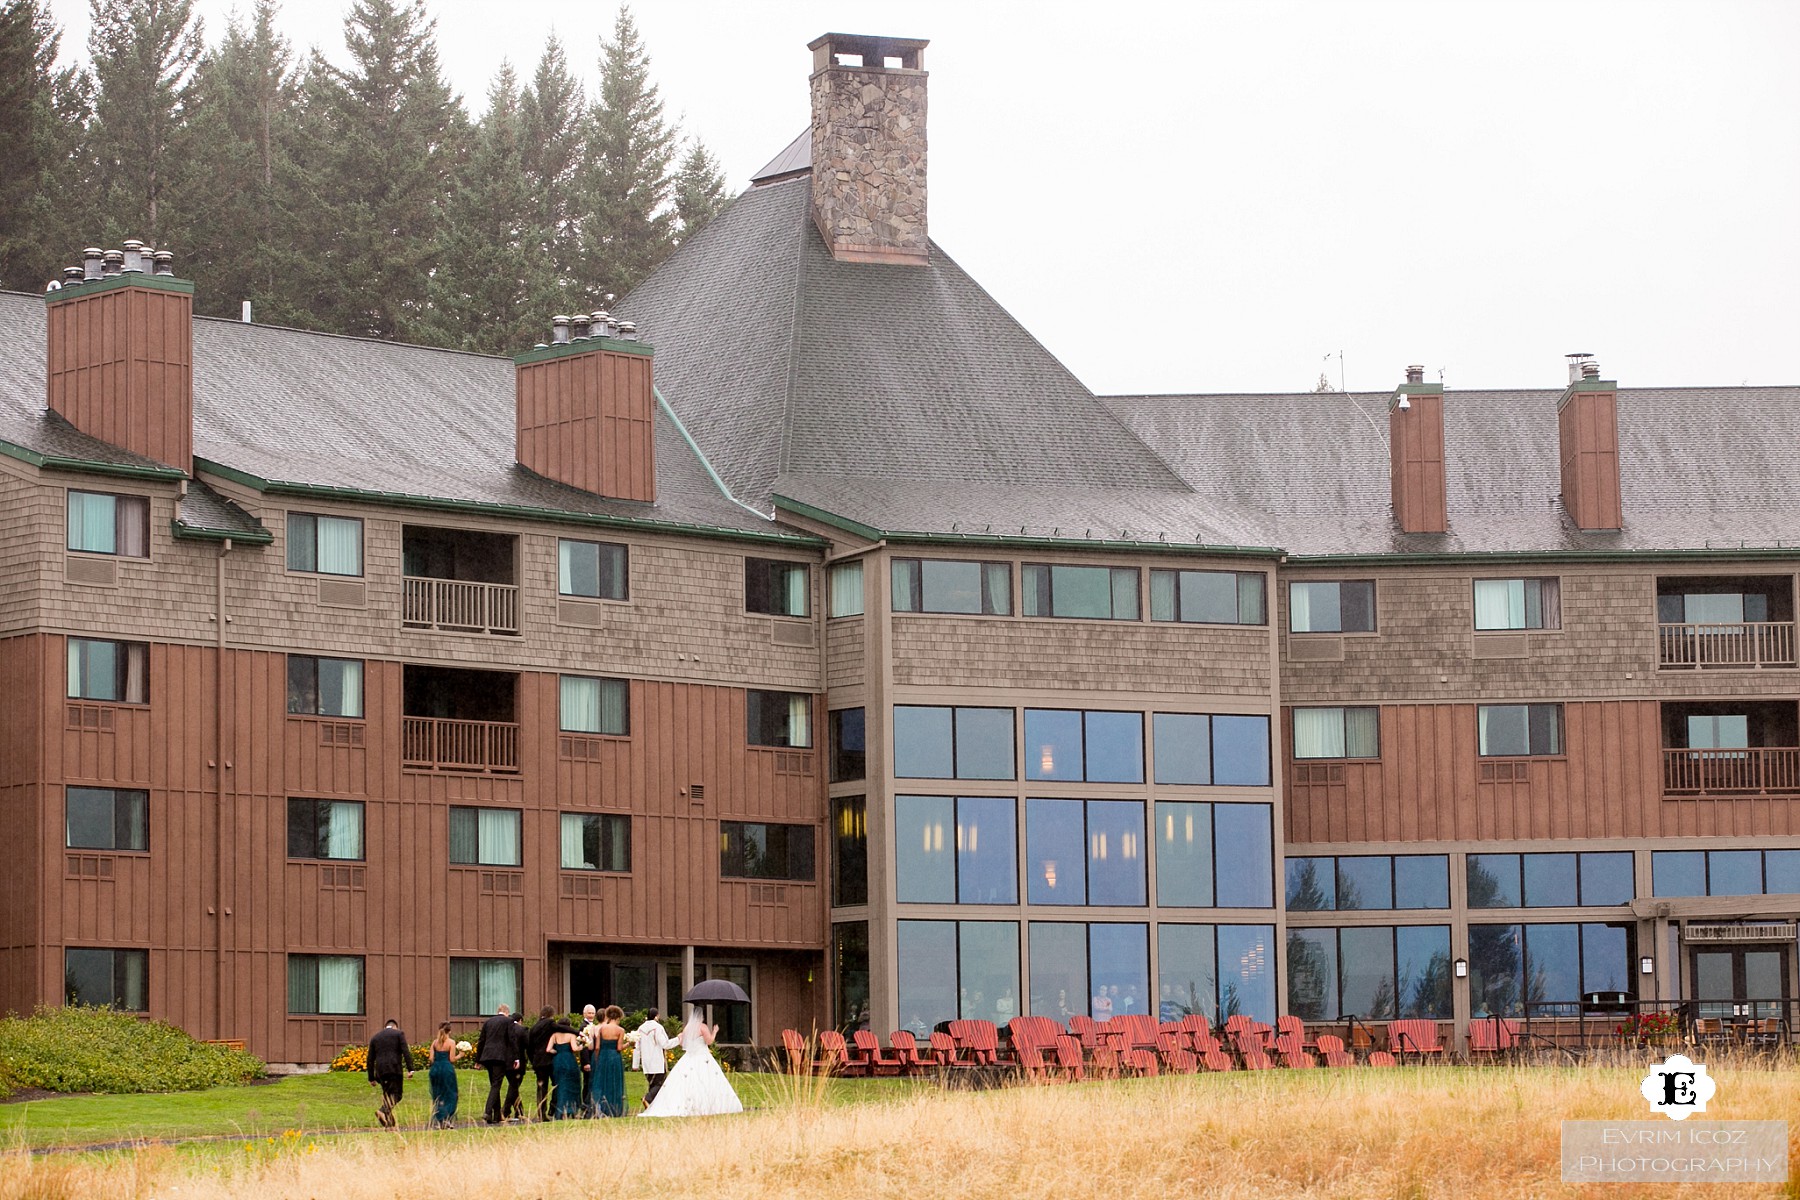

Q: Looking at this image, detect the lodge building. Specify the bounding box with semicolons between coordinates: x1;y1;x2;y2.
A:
1;33;1795;1064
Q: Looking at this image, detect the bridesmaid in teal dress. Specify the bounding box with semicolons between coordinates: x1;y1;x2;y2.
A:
593;1005;627;1117
427;1023;461;1128
546;1019;584;1119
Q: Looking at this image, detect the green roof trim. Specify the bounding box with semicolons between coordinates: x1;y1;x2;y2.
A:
773;494;1285;558
197;458;821;548
170;517;273;545
512;336;654;365
0;436;188;481
1287;546;1800;567
44;274;195;302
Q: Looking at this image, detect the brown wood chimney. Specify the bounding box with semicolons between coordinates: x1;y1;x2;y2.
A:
1389;366;1447;533
45;251;194;474
808;32;930;266
515;316;656;503
1557;357;1622;531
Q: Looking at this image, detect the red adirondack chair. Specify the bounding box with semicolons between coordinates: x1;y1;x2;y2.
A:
1281;1047;1318;1068
1314;1034;1355;1067
1273;1015;1312;1057
853;1029;903;1076
889;1030;933;1074
1120;1048;1160;1077
1156;1033;1200;1074
780;1028;816;1074
946;1019;1001;1066
1466;1017;1520;1058
1199;1048;1235;1072
1053;1035;1087;1082
1366;1050;1399;1067
819;1029;864;1077
929;1030;967;1068
1232;1028;1275;1070
1068;1014;1106;1050
1385;1019;1445;1063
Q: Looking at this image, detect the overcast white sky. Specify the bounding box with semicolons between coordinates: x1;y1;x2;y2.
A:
46;0;1800;395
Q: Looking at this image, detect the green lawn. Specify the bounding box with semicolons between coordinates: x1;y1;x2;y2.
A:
0;1070;921;1151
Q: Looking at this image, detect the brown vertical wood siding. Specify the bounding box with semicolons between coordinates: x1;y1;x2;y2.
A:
1557;387;1623;531
516;347;656;503
45;285;194;472
1389;392;1447;533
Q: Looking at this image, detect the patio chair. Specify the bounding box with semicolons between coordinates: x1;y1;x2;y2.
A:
946;1018;1002;1066
1281;1048;1318;1068
929;1030;966;1068
1199;1048;1235;1072
1231;1029;1275;1070
1155;1033;1200;1074
853;1029;903;1076
1068;1014;1106;1050
1120;1048;1160;1077
1366;1050;1398;1067
780;1028;818;1075
819;1029;865;1077
1314;1034;1355;1068
1054;1035;1087;1082
1385;1019;1446;1063
889;1029;933;1075
1466;1017;1520;1059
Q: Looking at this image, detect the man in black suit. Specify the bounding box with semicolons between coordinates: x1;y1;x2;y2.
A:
475;1003;519;1125
526;1005;559;1120
366;1019;414;1128
502;1009;528;1120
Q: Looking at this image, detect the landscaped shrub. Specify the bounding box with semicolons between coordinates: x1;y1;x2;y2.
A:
0;1005;265;1096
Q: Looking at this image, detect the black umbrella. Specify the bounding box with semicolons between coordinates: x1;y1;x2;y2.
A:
683;979;750;1005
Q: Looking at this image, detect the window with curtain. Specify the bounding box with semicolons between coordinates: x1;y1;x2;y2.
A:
559;675;629;735
1477;704;1563;756
1473;578;1560;630
558;539;628;599
890;559;1013;615
286;656;364;718
720;821;816;881
65;787;148;851
828;561;865;616
746;690;812;747
560;812;630;871
745;558;810;616
286;513;363;576
287;798;365;860
67;638;148;703
66;491;150;557
1288;580;1376;632
1291;707;1379;759
832;796;868;907
1148;570;1266;625
448;806;522;866
1020;564;1140;620
450;958;522;1015
64;947;148;1010
287;954;364;1014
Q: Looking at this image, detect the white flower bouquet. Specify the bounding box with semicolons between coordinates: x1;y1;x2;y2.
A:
455;1040;473;1053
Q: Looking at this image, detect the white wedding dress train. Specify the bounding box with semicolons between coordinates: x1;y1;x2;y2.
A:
638;1024;743;1118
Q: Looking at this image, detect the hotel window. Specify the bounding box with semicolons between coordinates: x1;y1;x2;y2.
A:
287;798;365;860
896;919;1020;1030
832;796;868;907
1025;709;1144;783
720;821;815;881
1153;923;1277;1025
558;538;627;600
829;708;866;781
747;690;811;747
828;561;864;616
67;638;148;703
559;675;629;735
893;706;1015;780
1021;564;1139;620
287;954;364;1014
891;558;1012;615
745;558;809;617
1652;849;1800;898
1473;578;1560;630
67;491;149;557
895;795;1018;904
448;806;522;866
1477;704;1563;756
1149;569;1265;625
1029;921;1151;1022
286;513;363;576
66;786;148;851
64;948;148;1010
450;958;521;1017
1285;855;1451;912
1288;580;1375;633
287;655;364;718
1291;707;1379;759
1468;852;1634;908
1467;923;1633;1017
1155;802;1275;908
560;813;630;872
1152;713;1272;786
1027;799;1146;906
1286;925;1452;1022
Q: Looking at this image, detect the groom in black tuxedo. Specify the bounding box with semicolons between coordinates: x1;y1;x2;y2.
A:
475;1003;519;1125
366;1019;414;1128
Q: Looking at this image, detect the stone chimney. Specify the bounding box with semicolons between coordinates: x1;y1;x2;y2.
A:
808;32;930;266
515;313;656;503
1390;364;1447;533
44;241;194;473
1557;354;1622;531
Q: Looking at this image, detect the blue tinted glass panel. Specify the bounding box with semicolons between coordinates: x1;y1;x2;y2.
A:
1707;850;1763;896
1152;713;1211;785
1212;804;1272;908
955;708;1015;780
1086;800;1146;906
1339;926;1397;1020
1651;851;1706;898
1024;710;1083;781
1335;857;1393;910
920;560;984;613
893;707;952;778
894;795;955;903
1211;716;1270;786
1087;924;1150;1019
1523;853;1578;907
1580;923;1631;993
1524;923;1581;1004
956;796;1017;904
1155;802;1214;907
1026;799;1085;905
1028;923;1089;1020
1157;924;1218;1023
1469;923;1524;1017
957;921;1019;1024
1285;857;1334;911
1396;925;1452;1018
1766;850;1800;894
1216;925;1276;1023
1468;854;1522;907
1394;855;1450;909
1286;928;1338;1020
896;920;957;1034
1084;711;1144;783
1578;852;1634;906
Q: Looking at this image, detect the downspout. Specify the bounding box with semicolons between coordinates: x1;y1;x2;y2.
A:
653;385;772;522
214;538;231;1037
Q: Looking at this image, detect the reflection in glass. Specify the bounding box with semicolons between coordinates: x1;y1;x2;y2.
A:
1651;851;1706;898
1025;710;1084;781
1156;802;1214;907
1396;926;1452;1018
1578;852;1635;906
956;796;1018;904
833;923;870;1032
1469;924;1524;1017
1086;801;1146;906
1394;856;1450;909
1217;925;1276;1022
1157;924;1218;1023
1085;711;1144;783
1707;850;1763;896
1523;853;1578;907
1212;803;1273;907
1285;857;1333;912
1338;926;1396;1019
1212;716;1271;785
1028;923;1089;1020
957;922;1020;1024
1027;799;1085;905
1285;928;1338;1020
1335;857;1393;910
955;708;1016;780
1087;923;1149;1019
1152;713;1210;784
1524;923;1581;1005
1468;854;1522;907
896;921;956;1034
895;795;955;902
893;707;953;778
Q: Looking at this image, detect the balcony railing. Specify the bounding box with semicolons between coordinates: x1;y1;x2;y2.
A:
402;717;519;773
1663;747;1800;796
403;577;520;636
1658;621;1796;669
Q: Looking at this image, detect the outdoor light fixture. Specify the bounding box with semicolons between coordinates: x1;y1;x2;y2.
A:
1640;956;1655;975
1454;957;1468;978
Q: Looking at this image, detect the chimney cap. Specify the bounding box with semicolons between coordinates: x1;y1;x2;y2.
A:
808;31;928;70
1404;364;1425;384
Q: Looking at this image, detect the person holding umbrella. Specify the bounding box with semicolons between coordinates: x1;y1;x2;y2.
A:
638;980;746;1118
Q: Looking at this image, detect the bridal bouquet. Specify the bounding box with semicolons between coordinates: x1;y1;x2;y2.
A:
455;1040;473;1053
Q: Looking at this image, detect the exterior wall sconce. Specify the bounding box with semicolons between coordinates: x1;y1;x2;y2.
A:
1453;957;1468;978
1640;956;1655;975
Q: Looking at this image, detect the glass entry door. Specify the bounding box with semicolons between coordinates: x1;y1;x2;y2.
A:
1691;946;1789;1019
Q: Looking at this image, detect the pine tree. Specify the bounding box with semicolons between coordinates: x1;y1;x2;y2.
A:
518;34;584;298
0;0;88;290
671;138;730;244
83;0;204;243
576;5;676;300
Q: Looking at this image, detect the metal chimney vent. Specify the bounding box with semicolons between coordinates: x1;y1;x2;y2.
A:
1565;352;1595;384
550;315;571;345
1405;365;1425;385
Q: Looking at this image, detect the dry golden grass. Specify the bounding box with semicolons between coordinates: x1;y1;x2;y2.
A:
3;1063;1795;1200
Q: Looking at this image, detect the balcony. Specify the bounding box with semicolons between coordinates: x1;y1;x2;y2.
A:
403;665;518;773
403;525;519;635
1658;622;1796;669
1657;576;1794;669
1662;700;1800;796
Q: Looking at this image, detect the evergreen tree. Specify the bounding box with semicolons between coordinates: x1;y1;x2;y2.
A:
575;5;676;299
671;138;730;244
0;0;88;290
84;0;204;243
518;34;584;297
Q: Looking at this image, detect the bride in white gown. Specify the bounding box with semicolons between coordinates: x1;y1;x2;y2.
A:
638;1005;743;1118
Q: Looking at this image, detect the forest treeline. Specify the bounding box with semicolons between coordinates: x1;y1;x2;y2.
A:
0;0;733;354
